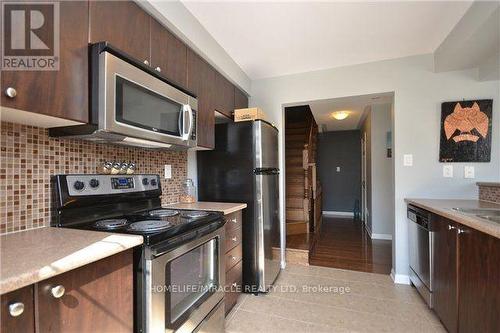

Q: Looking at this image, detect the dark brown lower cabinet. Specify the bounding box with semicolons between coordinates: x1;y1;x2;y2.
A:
458;227;500;333
432;216;459;333
224;210;243;316
430;213;500;333
1;250;133;333
1;286;35;333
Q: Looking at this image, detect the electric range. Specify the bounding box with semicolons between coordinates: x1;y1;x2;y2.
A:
51;174;226;333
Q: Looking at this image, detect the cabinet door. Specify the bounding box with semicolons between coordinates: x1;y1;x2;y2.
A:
187;49;215;149
432;217;458;333
458;227;500;333
150;19;187;88
214;72;235;117
37;250;134;333
1;1;89;123
0;286;35;333
89;0;150;63
234;87;249;110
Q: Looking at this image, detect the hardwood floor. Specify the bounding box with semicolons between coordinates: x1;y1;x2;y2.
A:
309;217;392;274
286;233;312;251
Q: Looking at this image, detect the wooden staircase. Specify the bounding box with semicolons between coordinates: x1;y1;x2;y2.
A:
285;109;321;236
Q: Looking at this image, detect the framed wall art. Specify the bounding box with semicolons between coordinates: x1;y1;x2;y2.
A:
439;99;493;162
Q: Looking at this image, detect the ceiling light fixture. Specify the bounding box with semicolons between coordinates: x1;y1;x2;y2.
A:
332;111;349;120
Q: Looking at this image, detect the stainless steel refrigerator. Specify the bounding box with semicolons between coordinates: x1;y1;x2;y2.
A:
197;120;281;293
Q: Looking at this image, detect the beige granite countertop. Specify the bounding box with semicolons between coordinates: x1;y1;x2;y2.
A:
0;227;143;295
165;202;247;215
405;199;500;239
476;182;500;187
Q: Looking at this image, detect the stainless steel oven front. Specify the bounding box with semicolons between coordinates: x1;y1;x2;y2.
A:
98;49;197;148
144;227;225;333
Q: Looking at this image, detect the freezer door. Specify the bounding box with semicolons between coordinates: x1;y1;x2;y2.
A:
254;172;281;291
254;121;279;169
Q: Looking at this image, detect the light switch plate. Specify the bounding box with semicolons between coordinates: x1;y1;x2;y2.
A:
403;154;413;166
164;165;172;179
464;166;475;179
443;165;453;178
336;167;341;172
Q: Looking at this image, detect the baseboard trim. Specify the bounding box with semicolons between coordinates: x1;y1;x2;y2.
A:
371;233;392;240
390;269;411;285
323;211;354;217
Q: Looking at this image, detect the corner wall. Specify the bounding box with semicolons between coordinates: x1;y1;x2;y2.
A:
249;53;500;280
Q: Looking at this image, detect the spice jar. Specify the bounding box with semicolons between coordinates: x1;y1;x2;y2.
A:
179;179;196;203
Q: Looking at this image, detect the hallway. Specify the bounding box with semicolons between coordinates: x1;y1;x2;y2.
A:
310;217;392;274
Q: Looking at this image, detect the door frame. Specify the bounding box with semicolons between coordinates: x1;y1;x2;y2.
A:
361;131;368;227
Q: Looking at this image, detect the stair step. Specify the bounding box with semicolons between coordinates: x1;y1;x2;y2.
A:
286;221;308;235
286;208;305;221
286;121;308;129
286;142;306;149
286;196;304;209
286;156;303;164
286;134;306;142
286;128;307;135
287;177;305;185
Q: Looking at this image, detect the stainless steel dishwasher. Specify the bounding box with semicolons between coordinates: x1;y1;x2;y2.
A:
407;205;433;307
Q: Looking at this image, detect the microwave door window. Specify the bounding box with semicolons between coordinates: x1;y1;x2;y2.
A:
115;77;182;136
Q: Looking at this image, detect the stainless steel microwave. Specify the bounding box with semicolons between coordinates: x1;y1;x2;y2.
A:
50;42;197;150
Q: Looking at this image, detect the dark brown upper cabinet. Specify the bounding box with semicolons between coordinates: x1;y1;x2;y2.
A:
150;19;188;88
187;49;216;149
1;1;89;123
214;72;235;117
234;87;249;110
89;0;150;64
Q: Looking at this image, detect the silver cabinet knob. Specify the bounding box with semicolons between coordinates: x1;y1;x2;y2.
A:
5;87;17;98
231;282;238;288
231;237;237;242
231;218;237;224
448;225;456;231
143;60;149;66
51;285;65;298
155;66;161;72
8;302;24;317
231;256;237;261
457;228;466;235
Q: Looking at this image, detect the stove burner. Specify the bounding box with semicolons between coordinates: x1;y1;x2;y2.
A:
149;209;180;217
128;220;171;232
182;211;209;219
94;219;128;230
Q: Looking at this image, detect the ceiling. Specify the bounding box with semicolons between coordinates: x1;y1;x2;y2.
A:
182;1;472;79
298;92;394;132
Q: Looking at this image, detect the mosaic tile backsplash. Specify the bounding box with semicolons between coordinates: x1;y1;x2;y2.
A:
0;121;187;234
478;184;500;203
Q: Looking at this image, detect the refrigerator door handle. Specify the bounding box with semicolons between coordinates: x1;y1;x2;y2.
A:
254;168;280;175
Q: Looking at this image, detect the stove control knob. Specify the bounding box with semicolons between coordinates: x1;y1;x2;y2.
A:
142;178;149;186
150;178;157;186
73;181;85;191
89;179;100;189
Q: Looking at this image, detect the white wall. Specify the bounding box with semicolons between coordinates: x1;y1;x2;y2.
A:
370;104;394;237
249;54;500;279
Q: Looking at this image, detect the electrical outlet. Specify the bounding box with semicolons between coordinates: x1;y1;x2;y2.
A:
403;154;413;166
443;165;453;178
336;166;341;172
464;166;475;179
164;165;172;179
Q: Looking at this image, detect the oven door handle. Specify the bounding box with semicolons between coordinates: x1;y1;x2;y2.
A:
181;104;193;141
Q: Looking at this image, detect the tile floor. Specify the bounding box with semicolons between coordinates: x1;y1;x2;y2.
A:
226;264;444;332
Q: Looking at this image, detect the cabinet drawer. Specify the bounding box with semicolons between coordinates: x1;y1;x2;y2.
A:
225;211;242;233
1;285;35;333
226;244;243;272
226;226;242;252
225;260;242;316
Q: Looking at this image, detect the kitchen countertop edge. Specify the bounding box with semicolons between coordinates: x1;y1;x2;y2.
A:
0;227;143;295
476;182;500;187
165;202;247;215
405;198;500;239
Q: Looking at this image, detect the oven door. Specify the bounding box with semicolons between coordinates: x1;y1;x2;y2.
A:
99;50;197;147
145;228;225;333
